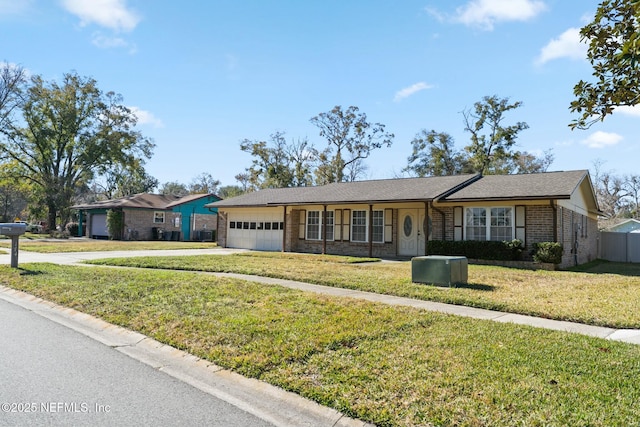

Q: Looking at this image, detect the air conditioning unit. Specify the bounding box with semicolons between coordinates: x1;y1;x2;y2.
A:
411;255;468;286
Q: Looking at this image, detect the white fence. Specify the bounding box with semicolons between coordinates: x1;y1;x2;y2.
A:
599;232;640;263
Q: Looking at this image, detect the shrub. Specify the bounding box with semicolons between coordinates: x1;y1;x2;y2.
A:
65;222;79;237
531;242;563;264
427;239;523;261
106;209;124;240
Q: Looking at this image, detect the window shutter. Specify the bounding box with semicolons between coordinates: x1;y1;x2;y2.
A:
335;209;342;241
342;209;351;241
454;207;463;241
515;205;526;245
298;210;306;239
384;208;393;243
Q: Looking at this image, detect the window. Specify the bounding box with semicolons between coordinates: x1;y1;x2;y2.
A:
306;211;334;241
465;207;513;241
154;211;165;224
324;211;334;241
490;208;512;241
352;210;367;242
230;221;236;229
307;211;321;240
372;210;384;243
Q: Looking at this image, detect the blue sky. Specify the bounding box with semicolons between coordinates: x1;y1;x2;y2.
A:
2;0;637;189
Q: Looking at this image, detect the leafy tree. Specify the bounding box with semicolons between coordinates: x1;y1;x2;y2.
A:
0;163;29;222
0;63;26;129
462;95;529;175
218;185;245;199
404;130;468;177
623;174;640;218
570;0;640;129
0;71;154;229
93;163;158;199
310;105;394;183
406;98;551;177
592;160;628;219
188;172;220;194
239;131;314;190
159;181;189;197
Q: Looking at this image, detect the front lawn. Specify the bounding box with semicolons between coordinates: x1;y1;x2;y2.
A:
1;263;639;427
89;252;640;329
0;239;218;253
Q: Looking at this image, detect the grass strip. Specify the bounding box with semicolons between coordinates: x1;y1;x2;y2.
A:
0;239;218;253
1;263;639;426
88;252;640;329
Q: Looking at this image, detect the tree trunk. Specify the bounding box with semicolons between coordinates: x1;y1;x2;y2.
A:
47;202;57;234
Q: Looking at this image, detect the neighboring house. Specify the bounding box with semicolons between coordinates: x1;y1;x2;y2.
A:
206;170;600;268
73;193;220;241
604;219;640;233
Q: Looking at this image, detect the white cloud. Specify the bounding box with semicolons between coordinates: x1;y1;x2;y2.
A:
394;82;433;102
129;107;163;128
455;0;547;31
91;32;138;53
61;0;140;32
614;105;640;117
581;131;623;149
536;28;587;65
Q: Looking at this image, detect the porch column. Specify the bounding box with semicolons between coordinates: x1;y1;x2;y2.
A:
77;210;84;237
424;201;429;255
322;205;327;255
368;204;373;258
282;206;287;252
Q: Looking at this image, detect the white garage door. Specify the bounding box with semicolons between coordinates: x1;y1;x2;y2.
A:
227;213;283;251
91;214;109;238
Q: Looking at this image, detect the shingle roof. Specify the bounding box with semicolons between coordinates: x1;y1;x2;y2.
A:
441;170;590;201
73;193;217;210
207;174;479;207
206;170;594;208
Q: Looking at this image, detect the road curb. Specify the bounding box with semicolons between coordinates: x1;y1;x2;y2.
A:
0;285;374;427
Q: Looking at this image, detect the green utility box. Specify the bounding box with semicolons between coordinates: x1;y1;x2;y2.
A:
411;255;468;286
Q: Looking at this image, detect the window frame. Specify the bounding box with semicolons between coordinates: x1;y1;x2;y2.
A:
305;210;334;241
464;207;514;242
153;211;165;224
351;210;368;242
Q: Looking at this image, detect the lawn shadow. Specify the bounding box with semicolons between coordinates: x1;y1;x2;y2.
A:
568;259;640;277
18;268;44;276
417;282;494;291
451;282;494;291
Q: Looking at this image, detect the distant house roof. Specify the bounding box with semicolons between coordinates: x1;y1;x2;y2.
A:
73;193;219;211
605;218;640;233
206;170;597;209
206;174;480;208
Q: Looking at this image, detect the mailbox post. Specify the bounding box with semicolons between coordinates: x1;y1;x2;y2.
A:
0;223;27;268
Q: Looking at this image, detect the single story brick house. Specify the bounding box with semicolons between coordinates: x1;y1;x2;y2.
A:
73;193;220;241
206;170;600;268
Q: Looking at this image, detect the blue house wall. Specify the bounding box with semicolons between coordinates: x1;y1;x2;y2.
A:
171;195;219;241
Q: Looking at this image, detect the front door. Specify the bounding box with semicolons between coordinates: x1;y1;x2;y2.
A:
399;209;426;257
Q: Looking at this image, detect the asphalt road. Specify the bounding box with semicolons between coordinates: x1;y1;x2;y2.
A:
0;298;275;427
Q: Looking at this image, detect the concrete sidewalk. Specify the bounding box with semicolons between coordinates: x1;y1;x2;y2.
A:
3;247;640;345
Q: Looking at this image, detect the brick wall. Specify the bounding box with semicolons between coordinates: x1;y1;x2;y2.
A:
288;208;398;257
557;207;598;268
122;209;162;240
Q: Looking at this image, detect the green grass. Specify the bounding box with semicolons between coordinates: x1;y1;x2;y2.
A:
2;263;639;427
0;239;218;253
88;252;640;329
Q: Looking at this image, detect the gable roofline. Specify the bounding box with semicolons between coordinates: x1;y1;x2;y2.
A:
72;193;218;211
205;174;481;208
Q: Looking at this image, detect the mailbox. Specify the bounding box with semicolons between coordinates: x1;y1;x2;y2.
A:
1;223;27;236
1;223;27;268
